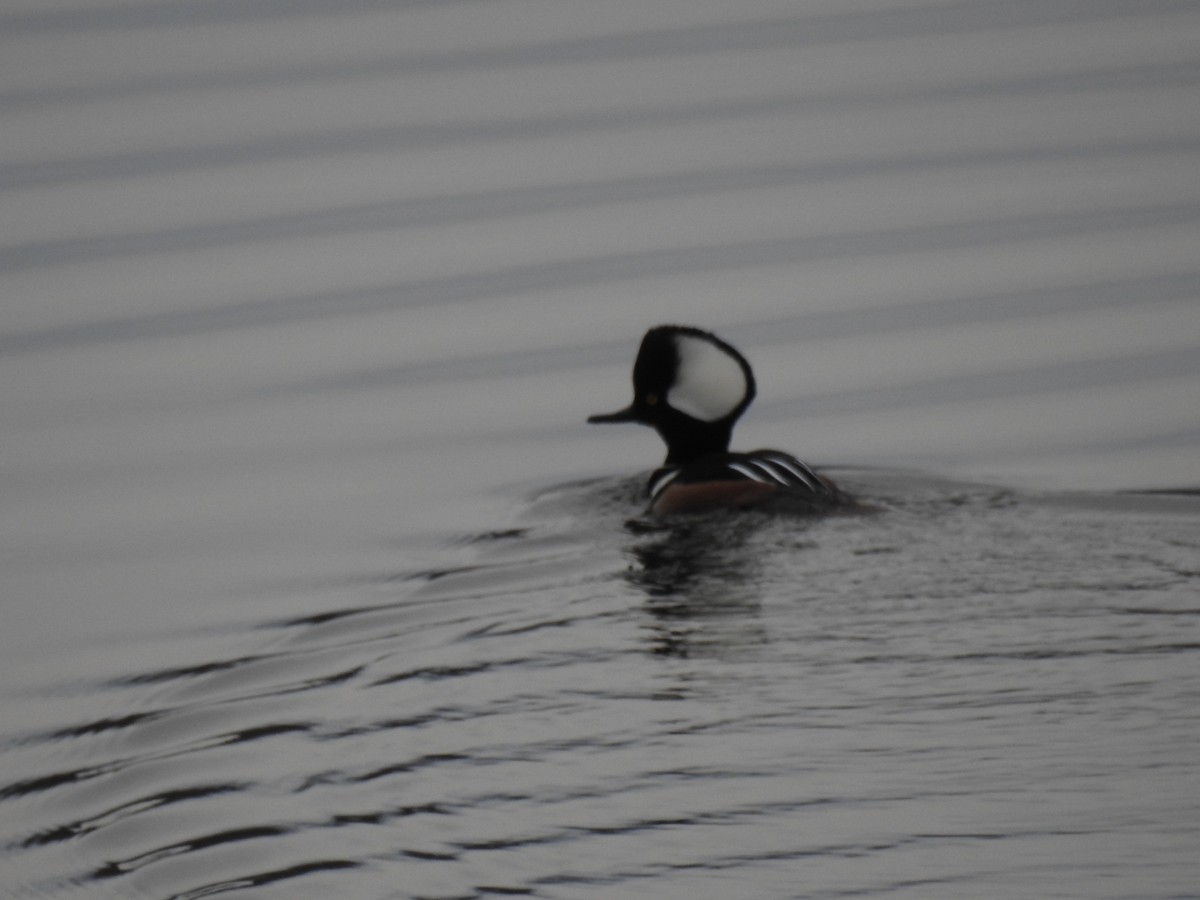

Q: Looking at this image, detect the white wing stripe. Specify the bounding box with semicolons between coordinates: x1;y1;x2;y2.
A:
648;468;682;500
746;459;795;486
757;453;823;491
726;461;774;484
655;456;830;498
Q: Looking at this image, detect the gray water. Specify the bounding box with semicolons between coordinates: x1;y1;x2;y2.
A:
2;2;1199;898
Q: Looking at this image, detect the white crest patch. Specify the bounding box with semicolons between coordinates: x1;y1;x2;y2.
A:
666;333;748;421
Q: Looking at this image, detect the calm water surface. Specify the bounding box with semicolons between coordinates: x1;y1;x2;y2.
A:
2;2;1199;898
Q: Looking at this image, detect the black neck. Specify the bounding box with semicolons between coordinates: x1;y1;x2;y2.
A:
658;419;733;465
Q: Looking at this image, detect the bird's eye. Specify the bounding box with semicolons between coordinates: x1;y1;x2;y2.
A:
645;393;658;406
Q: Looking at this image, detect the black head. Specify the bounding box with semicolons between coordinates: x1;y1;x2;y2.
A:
588;325;756;464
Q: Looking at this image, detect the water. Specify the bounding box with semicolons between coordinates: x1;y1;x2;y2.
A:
2;2;1199;898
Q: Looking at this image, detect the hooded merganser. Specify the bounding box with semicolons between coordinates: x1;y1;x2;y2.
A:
589;325;851;516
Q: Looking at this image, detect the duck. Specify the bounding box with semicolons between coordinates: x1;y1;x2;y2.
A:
588;324;852;516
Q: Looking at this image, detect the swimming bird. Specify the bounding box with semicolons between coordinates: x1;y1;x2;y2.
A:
589;325;852;516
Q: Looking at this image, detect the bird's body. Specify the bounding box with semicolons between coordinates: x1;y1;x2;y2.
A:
589;325;852;516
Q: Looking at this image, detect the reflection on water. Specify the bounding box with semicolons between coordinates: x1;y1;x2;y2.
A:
3;0;1200;897
627;513;783;659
